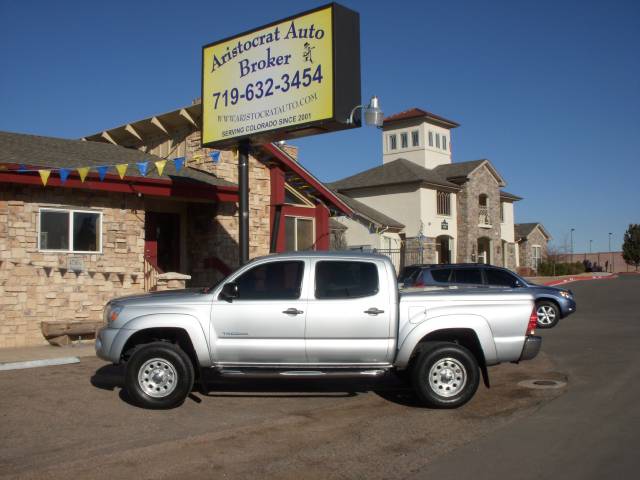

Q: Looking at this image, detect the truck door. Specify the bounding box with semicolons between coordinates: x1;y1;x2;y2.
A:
305;259;393;364
210;260;308;364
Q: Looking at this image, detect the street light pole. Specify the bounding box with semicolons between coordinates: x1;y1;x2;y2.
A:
570;228;575;261
608;232;613;273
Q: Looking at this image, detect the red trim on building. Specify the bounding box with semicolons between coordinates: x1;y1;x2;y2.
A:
0;169;239;203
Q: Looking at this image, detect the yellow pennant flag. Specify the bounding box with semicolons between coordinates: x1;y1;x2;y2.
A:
38;170;51;186
155;160;167;176
77;167;90;183
116;164;128;179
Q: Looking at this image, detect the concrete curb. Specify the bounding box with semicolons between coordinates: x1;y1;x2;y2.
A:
0;357;81;371
544;274;618;286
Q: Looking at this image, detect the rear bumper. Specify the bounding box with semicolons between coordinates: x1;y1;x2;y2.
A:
519;335;542;361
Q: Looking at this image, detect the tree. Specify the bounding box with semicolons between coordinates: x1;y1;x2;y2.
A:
622;224;640;271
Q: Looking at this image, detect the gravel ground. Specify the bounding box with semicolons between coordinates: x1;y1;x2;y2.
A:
0;351;565;480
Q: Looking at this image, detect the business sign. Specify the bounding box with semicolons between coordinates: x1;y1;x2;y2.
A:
202;3;360;148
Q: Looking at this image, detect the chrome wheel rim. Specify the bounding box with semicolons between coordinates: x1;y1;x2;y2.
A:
428;357;467;397
138;358;178;398
537;305;556;325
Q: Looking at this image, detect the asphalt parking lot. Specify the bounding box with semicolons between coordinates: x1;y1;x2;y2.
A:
1;275;638;479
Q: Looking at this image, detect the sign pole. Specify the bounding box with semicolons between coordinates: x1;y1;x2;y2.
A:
238;140;250;265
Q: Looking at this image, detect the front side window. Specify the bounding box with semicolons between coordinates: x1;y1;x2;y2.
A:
485;268;518;287
315;261;379;299
453;268;482;284
437;191;451;216
285;216;315;251
39;209;101;252
235;261;304;300
389;134;397;150
400;132;408;149
411;130;419;147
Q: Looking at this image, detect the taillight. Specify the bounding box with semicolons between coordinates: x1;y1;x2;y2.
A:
527;307;537;335
414;274;424;287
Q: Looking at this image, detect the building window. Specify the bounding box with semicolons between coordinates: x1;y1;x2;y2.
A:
435;133;441;148
532;245;542;269
442;136;447;151
285;216;315;251
39;208;101;252
437;191;451;216
428;131;433;147
478;194;490;226
388;134;397;150
500;202;505;223
411;130;419;147
400;132;408;149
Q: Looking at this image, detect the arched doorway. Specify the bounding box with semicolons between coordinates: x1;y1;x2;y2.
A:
477;237;491;264
436;235;453;264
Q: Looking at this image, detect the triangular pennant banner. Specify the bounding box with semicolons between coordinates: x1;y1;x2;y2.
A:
155;160;167;176
173;157;185;172
210;151;221;163
116;163;128;179
59;168;70;183
136;161;148;176
38;170;51;186
97;166;109;181
18;164;28;172
77;167;90;183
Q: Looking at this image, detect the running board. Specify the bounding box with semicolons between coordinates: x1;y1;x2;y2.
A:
217;368;389;378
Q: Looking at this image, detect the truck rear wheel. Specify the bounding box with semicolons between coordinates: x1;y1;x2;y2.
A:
411;342;480;408
125;342;194;409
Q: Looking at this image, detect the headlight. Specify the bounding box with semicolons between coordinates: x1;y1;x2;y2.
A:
104;303;124;324
560;290;572;299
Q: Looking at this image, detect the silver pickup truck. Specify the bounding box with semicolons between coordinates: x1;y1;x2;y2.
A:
96;252;541;409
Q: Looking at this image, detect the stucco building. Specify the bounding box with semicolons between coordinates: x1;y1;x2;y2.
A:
330;108;526;270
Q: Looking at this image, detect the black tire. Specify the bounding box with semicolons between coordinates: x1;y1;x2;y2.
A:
411;342;480;408
125;342;195;409
536;300;560;329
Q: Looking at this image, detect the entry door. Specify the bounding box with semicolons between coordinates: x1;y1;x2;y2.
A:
305;260;393;364
211;260;308;364
145;212;180;272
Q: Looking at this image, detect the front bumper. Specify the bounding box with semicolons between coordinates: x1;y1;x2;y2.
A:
560;298;577;317
519;335;542;361
95;326;121;363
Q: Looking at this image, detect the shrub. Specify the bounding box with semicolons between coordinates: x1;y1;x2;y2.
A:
537;261;585;276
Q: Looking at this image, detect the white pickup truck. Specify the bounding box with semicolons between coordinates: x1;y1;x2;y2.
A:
96;252;541;409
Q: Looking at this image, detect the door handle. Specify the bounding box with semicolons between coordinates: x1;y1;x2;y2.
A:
282;308;304;315
364;308;385;315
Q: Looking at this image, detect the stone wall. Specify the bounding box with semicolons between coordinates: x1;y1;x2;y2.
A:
518;227;549;271
405;236;437;264
456;165;504;266
0;186;146;347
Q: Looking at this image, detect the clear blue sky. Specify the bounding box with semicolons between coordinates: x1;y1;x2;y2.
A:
1;0;638;252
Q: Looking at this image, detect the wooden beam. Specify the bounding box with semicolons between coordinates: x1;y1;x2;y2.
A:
125;124;143;141
151;116;169;135
101;131;118;145
180;108;199;128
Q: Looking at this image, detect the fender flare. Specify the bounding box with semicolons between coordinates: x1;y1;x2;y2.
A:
394;314;497;368
110;314;211;366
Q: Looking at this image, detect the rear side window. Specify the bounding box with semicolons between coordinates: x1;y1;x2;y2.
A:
453;268;482;284
430;268;452;283
315;261;379;299
235;261;304;300
485;268;518;287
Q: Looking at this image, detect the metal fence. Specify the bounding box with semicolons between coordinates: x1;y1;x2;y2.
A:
373;247;425;273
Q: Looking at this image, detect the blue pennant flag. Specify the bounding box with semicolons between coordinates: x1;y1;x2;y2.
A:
18;164;28;172
173;156;185;172
210;151;221;163
136;161;148;176
97;165;109;181
58;168;70;183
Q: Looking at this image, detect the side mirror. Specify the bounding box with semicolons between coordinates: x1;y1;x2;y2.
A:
220;282;238;302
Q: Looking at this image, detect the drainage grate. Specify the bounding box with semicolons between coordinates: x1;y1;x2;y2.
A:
518;379;567;390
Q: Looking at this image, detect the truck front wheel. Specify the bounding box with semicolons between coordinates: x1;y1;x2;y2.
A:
411;342;480;409
125;342;194;409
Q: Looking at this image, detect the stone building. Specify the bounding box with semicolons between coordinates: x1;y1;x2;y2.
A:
0;104;351;347
330;108;522;269
515;222;551;274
